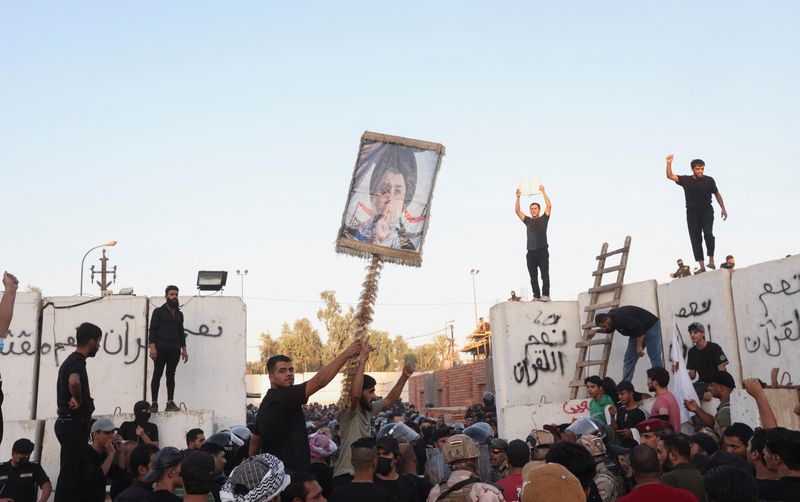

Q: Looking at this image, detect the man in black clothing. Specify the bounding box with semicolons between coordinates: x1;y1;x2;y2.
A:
328;437;395;502
759;427;800;502
613;381;649;449
54;321;102;502
82;418;126;502
685;322;729;399
116;443;159;502
144;447;184;502
592;305;664;383
250;340;363;472
149;285;188;413
119;400;160;446
666;155;728;273
374;437;419;502
0;438;52;502
515;185;553;301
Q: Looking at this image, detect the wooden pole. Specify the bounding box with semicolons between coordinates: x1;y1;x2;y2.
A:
338;254;383;410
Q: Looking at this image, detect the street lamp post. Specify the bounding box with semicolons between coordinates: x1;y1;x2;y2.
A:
236;269;249;299
470;268;480;326
80;240;117;296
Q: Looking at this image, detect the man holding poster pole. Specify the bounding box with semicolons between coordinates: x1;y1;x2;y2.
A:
515;185;552;301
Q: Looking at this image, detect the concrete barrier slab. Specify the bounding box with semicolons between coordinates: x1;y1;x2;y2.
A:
0;420;45;462
1;292;42;420
657;269;742;382
146;296;246;430
491;301;582;438
732;255;800;384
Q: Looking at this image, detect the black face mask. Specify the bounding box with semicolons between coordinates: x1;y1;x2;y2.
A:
167;299;179;309
135;412;151;423
421;428;432;440
376;457;394;476
17;457;30;466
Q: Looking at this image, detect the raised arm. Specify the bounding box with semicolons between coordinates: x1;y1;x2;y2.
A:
684;399;715;428
515;189;526;222
0;272;19;337
714;192;728;220
744;378;777;429
383;364;414;406
306;339;363;399
540;185;552;216
666;155;679;183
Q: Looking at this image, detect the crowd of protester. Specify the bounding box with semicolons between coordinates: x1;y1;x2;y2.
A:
2;271;800;502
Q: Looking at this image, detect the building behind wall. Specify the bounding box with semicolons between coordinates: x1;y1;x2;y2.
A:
407;358;494;409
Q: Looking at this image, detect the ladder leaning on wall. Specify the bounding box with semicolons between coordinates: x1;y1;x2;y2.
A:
569;236;632;399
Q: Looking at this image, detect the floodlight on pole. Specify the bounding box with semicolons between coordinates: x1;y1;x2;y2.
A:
80;240;117;296
470;269;480;326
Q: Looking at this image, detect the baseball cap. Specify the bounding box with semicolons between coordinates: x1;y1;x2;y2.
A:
376;436;400;457
12;438;35;454
90;418;118;433
521;463;584;502
144;447;184;483
688;322;705;333
706;370;736;389
222;453;290;502
507;439;530;468
181;451;216;492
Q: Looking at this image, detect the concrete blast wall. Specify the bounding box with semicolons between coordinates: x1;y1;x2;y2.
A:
0;292;42;420
490;301;581;439
37;296;149;418
492;256;799;440
147;296;246;429
657;269;742;382
732;255;800;385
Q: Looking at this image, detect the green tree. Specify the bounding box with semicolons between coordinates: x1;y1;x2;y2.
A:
365;329;393;371
258;332;279;369
276;319;324;373
317;290;356;361
245;361;263;374
409;343;440;371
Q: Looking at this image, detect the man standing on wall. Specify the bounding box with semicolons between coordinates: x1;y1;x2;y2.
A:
149;285;188;413
666;155;728;274
1;271;19;446
515;185;552;301
54;322;103;502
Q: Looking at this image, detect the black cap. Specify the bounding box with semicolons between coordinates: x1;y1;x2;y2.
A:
689;433;719;455
431;426;453;442
181;451;216;487
706;370;736;389
12;438;35;454
376;436;400;456
506;439;529;467
144;447;184;483
134;400;151;413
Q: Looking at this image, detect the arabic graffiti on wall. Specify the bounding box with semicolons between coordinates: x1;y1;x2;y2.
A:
744;275;800;358
513;310;569;387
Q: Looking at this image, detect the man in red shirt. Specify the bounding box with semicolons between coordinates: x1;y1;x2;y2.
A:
495;440;529;501
647;367;682;433
620;445;698;502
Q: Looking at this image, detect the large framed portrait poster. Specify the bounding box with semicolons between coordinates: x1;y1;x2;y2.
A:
336;131;446;266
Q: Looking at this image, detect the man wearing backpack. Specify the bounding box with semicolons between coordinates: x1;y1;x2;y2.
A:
426;434;503;502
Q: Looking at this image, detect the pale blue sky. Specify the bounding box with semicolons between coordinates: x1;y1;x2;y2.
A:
2;2;798;361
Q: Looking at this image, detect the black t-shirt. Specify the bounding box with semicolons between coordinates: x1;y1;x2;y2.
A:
57;351;94;417
608;306;659;338
82;446;121;502
686;342;729;382
677;175;718;211
256;382;310;472
116;479;154;502
523;214;549;250
147;489;183;502
615;405;648;449
119;420;159;444
308;462;333;497
375;475;420;502
0;461;50;502
758;476;800;502
329;481;396;502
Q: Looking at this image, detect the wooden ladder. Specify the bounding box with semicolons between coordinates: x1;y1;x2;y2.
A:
569;236;632;399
